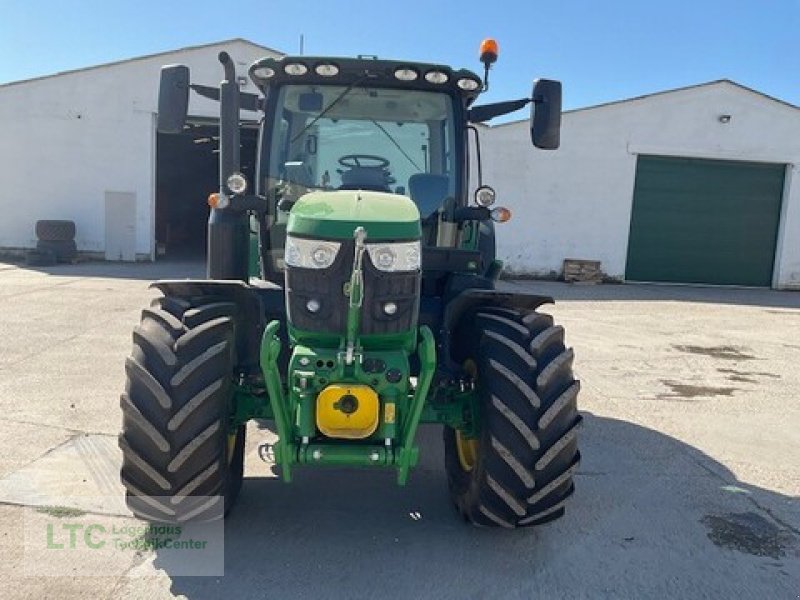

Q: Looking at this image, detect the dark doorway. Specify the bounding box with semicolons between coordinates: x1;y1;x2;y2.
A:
156;122;258;259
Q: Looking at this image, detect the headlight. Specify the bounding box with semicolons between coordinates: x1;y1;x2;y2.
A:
285;236;341;269
284;62;308;76
457;78;481;91
474;185;496;207
226;172;247;194
424;70;449;84
367;241;421;272
394;68;419;81
252;66;275;79
314;63;339;77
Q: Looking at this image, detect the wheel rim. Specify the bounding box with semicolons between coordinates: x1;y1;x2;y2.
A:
227;431;237;465
456;358;480;471
455;430;479;471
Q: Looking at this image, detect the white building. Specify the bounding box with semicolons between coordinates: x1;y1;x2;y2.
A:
483;81;800;289
1;40;798;289
0;39;281;261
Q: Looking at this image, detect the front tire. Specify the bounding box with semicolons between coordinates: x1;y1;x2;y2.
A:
119;295;244;522
444;307;581;528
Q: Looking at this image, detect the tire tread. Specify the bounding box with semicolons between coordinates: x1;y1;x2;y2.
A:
445;306;581;529
119;295;243;522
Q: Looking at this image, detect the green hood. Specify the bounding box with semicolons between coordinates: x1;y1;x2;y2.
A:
287;190;421;241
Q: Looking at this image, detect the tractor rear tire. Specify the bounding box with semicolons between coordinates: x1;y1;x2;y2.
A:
444;307;581;528
119;295;244;522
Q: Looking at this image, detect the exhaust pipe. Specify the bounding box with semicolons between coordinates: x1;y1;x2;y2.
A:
207;51;249;280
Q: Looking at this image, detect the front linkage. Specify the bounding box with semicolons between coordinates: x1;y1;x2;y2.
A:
259;320;436;484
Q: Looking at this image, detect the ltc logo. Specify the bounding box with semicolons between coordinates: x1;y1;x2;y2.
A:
46;523;106;549
43;522;197;552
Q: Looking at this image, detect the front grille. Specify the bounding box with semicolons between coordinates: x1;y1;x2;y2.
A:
285;240;351;334
286;239;420;336
361;262;419;334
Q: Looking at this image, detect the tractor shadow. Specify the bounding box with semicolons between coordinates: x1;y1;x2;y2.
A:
153;414;800;599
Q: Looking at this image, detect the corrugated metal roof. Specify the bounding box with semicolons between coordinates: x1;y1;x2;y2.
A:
0;38;284;89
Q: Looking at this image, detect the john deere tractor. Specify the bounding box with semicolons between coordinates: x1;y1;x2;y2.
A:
119;40;581;528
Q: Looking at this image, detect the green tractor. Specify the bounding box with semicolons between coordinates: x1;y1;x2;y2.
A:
119;40;581;528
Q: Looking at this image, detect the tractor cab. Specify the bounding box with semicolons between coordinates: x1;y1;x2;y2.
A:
249;56;480;281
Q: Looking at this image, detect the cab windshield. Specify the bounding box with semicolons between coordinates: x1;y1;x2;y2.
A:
265;84;457;219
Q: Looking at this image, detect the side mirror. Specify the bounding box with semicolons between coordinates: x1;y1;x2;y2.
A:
157;65;190;134
530;79;562;149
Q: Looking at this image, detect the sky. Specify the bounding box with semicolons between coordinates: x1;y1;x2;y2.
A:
1;0;797;113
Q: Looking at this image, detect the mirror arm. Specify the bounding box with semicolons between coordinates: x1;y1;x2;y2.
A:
467;125;483;189
190;84;262;112
468;98;532;123
449;206;491;223
229;194;268;213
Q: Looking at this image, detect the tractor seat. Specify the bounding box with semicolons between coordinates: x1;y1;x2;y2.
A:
339;167;392;192
408;174;448;219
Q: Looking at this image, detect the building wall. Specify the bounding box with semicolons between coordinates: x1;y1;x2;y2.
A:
3;59;798;288
481;83;800;289
0;40;279;259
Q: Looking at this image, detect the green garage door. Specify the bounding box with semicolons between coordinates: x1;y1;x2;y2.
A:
626;155;785;286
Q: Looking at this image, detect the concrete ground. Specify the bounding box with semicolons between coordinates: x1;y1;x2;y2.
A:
0;259;798;599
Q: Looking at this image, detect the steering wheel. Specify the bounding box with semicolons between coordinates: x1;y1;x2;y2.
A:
338;154;390;169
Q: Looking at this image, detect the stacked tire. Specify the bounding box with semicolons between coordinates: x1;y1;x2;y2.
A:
31;220;77;264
